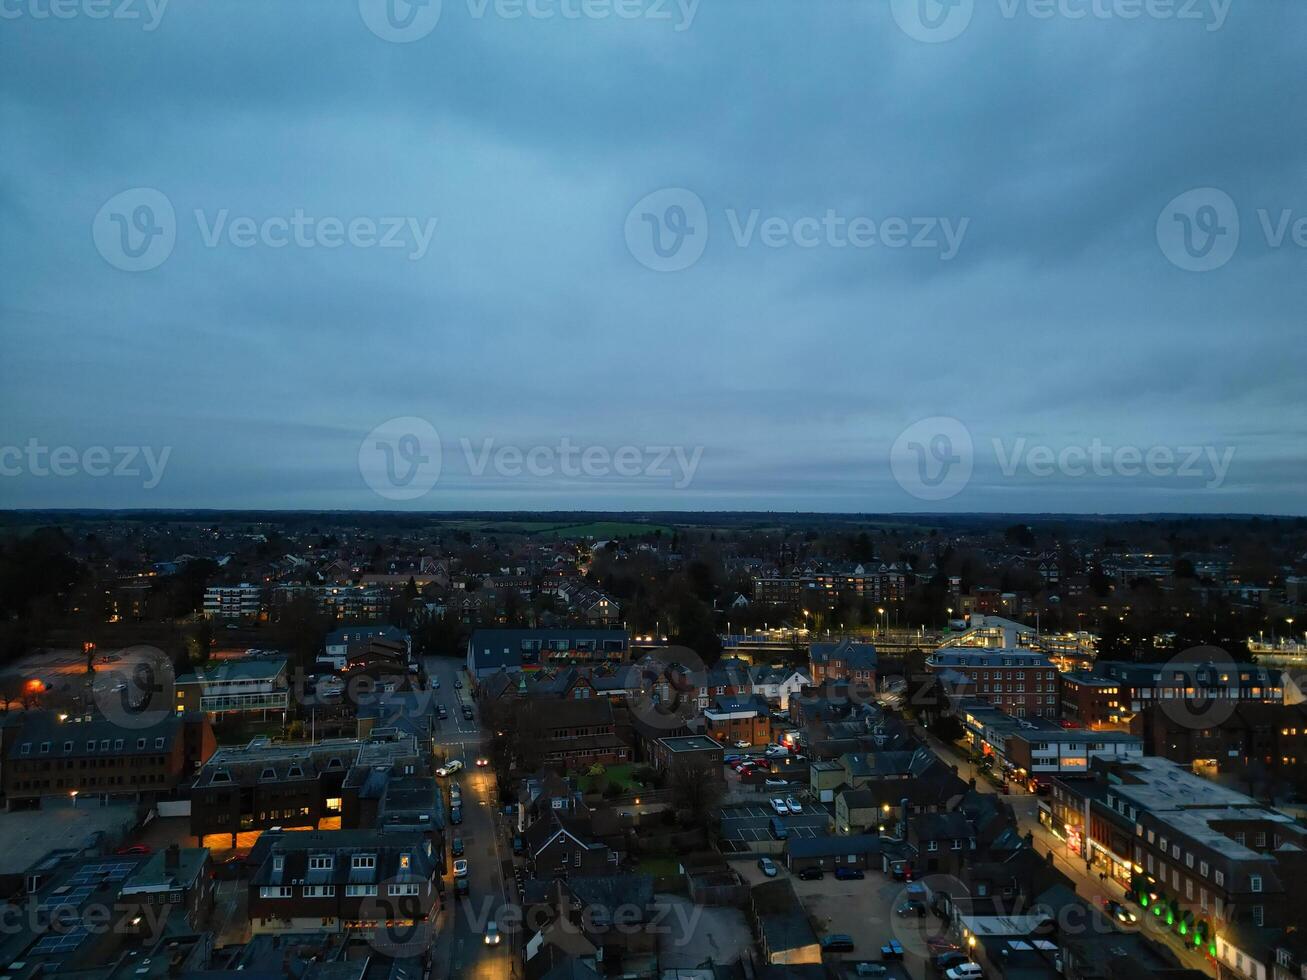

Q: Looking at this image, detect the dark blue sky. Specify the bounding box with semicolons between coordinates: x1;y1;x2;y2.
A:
1;0;1304;513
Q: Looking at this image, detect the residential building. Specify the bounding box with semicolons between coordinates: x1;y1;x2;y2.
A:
1091;659;1284;718
1134;701;1307;786
1059;671;1125;729
516;697;630;770
650;735;724;776
247;829;439;936
203;583;263;621
118;845;215;935
925;648;1059;718
324;625;412;669
807;640;877;687
702;695;772;747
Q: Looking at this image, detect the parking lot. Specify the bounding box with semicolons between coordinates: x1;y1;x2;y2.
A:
718;802;830;852
733;856;942;977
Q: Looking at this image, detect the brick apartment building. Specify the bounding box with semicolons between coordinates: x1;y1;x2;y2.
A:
1134;701;1307;784
808;640;878;687
925;649;1059;718
702;695;772;747
466;628;630;681
1058;671;1125;729
516;697;630;770
1;710;215;807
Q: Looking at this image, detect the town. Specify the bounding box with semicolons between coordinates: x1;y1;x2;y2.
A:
0;512;1303;980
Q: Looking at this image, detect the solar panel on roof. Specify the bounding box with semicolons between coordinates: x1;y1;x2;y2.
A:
32;929;88;954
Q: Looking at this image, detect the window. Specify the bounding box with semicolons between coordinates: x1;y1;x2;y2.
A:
1200;861;1209;877
303;885;335;898
1252;905;1263;926
1214;870;1224;887
352;855;376;869
19;743;30;756
388;883;420;896
137;738;145;749
1250;875;1262;893
273;856;284;871
309;856;333;871
927;841;939;852
63;741;72;752
1186;853;1194;868
346;884;378;896
260;886;292;898
154;738;164;749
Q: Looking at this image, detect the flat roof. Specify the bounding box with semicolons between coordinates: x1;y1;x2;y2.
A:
0;803;139;876
659;735;722;752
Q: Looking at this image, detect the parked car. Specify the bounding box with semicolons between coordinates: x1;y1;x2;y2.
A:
455;876;470;896
733;740;751;749
512;836;523;855
769;817;789;840
880;940;904;961
855;964;888;977
797;866;824;880
891;864;915;881
461;705;474;720
820;934;855;953
785;797;802;814
433;678;440;689
933;951;970;973
453;679;463;689
453;859;469;878
943;965;983;980
834;867;865;880
764;744;789;757
770;798;789;815
897;900;927;918
437;705;448;719
723;754;742;764
451;837;464;857
764;778;790;789
450;806;462;825
757;857;778;878
436;760;463;777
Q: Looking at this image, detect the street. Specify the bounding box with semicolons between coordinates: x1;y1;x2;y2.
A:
424;655;516;980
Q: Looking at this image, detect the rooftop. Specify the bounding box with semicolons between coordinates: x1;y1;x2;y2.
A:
659;735;723;753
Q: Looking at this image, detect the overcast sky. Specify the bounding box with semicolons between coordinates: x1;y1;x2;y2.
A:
1;0;1303;514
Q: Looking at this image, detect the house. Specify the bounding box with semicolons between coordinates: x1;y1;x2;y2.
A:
521;806;621;880
702;695;772;747
650;735;724;777
808;640;878;688
118;845;215;936
323;625;412;669
834;789;885;835
466;628;629;680
749;664;813;711
907;811;976;874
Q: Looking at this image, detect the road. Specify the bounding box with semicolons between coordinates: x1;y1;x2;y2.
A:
424;655;516;980
918;728;1216;978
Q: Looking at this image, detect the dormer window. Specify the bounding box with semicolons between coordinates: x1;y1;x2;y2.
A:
273;856;284;871
86;741;96;752
63;741;72;752
352;854;376;869
39;741;50;754
20;743;31;756
287;765;304;779
309;855;333;870
137;739;146;749
260;768;277;781
399;853;411;869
